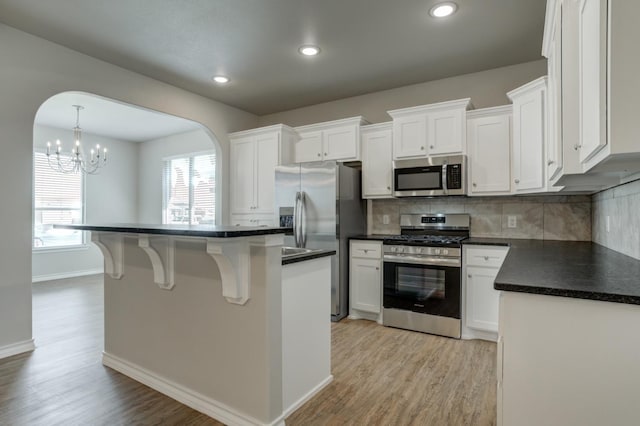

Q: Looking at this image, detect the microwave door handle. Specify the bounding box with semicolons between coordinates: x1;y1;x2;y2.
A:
442;163;448;195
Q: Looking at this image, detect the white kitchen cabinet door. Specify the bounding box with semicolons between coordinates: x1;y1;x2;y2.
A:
362;125;393;198
546;0;563;182
465;266;500;334
323;125;358;161
350;257;381;314
578;0;608;163
427;108;464;155
294;131;323;163
254;132;279;213
467;111;511;195
230;137;256;214
509;78;546;193
392;115;427;159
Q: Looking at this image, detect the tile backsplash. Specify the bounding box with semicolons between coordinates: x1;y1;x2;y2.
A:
592;179;640;260
370;195;592;241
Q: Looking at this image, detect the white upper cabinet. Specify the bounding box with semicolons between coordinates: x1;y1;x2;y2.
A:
508;77;547;194
229;124;296;217
466;106;512;196
293;117;368;163
543;0;564;183
361;123;393;199
388;98;472;160
577;0;608;164
551;0;640;182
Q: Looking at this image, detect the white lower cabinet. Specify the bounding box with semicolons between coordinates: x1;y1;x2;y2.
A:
349;240;382;323
462;245;509;341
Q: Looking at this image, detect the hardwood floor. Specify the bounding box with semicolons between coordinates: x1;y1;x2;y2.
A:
0;276;496;425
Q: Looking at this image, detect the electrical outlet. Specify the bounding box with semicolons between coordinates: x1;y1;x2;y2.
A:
383;214;390;225
507;215;517;228
606;215;610;233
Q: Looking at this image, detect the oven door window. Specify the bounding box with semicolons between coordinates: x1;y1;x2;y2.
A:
395;265;445;301
383;261;461;318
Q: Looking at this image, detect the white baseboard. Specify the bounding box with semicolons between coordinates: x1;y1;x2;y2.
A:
32;268;103;283
0;338;35;360
283;375;333;419
461;327;498;342
348;310;381;323
102;352;286;426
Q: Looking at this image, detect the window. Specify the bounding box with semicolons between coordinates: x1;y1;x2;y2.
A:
163;151;216;225
33;152;84;248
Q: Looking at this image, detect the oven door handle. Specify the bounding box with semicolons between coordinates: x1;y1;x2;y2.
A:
383;254;461;267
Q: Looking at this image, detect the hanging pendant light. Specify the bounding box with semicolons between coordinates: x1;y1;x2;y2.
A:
46;105;108;174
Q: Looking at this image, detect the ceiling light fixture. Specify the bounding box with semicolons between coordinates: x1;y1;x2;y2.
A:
46;105;107;175
298;45;320;56
213;75;229;83
430;2;457;18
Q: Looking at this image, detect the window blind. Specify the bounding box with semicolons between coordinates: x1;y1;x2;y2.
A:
33;152;84;248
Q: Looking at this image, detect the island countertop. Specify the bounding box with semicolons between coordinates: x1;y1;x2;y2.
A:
489;239;640;305
54;223;289;238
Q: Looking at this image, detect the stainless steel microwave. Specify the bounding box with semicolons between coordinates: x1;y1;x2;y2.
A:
393;155;466;197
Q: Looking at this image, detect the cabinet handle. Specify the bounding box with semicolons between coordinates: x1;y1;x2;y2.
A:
376;267;380;271
472;182;477;187
420;146;425;150
468;274;472;278
324;152;328;156
514;179;520;184
387;186;391;190
430;145;434;149
547;160;554;166
364;249;369;253
317;153;321;157
484;256;489;261
573;144;581;151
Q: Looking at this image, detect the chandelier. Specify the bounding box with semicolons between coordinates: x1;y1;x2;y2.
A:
46;105;107;174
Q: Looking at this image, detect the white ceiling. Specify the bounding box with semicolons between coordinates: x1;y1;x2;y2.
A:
0;0;547;116
35;92;201;142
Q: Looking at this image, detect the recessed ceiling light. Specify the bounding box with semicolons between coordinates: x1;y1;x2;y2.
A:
299;45;320;56
213;75;229;84
430;2;457;18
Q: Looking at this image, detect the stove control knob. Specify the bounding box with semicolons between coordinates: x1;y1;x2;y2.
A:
417;248;423;254
443;249;449;255
435;248;441;255
398;247;405;253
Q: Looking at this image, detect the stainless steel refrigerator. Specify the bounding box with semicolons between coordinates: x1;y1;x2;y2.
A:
275;161;365;321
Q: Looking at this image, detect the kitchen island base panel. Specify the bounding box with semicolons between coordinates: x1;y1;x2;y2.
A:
498;291;640;426
103;237;285;425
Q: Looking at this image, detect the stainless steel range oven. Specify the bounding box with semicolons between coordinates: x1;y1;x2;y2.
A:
382;213;469;338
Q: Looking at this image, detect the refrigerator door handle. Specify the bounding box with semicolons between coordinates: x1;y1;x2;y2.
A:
294;191;300;247
300;191;307;247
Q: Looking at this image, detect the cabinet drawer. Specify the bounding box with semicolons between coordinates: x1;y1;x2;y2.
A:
465;246;508;268
351;241;382;259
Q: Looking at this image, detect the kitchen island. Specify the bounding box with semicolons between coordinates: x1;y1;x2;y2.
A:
55;223;334;426
490;240;640;426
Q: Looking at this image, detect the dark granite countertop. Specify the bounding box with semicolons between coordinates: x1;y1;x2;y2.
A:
463;237;513;246
349;235;390;241
54;223;288;238
492;240;640;305
282;249;336;265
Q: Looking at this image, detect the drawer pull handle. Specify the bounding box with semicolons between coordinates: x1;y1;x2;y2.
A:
484;256;489;261
376;267;380;271
468;274;472;278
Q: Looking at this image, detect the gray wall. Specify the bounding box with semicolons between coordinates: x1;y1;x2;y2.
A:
370;195;592;241
32;125;139;280
257;59;547;127
0;23;257;352
592;179;640;260
137;129;219;224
